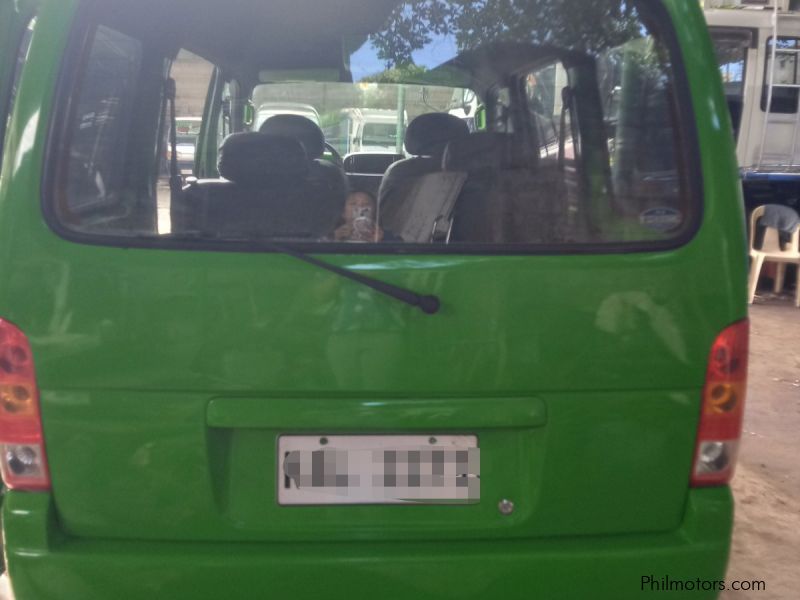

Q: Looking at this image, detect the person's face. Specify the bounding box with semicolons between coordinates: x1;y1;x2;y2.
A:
345;194;376;223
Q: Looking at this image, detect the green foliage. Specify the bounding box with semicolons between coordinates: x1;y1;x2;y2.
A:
362;64;429;84
370;0;643;68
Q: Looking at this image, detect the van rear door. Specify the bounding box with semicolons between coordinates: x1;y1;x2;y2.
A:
3;0;747;547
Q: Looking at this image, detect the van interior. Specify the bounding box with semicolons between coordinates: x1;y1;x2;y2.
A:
53;0;688;249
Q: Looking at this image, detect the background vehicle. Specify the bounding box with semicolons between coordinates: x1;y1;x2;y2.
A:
705;0;800;212
167;117;202;175
253;102;320;130
324;108;405;156
174;134;197;174
0;1;747;599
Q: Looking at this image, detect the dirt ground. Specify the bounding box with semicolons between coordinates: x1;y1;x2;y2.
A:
720;295;800;600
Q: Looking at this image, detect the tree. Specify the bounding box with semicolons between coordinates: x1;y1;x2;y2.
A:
369;0;642;69
361;64;429;84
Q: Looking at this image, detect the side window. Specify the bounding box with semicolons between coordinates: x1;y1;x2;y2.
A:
158;50;214;233
217;82;232;150
56;28;220;235
490;87;513;133
514;37;683;243
60;25;143;227
762;37;800;114
602;38;684;233
167;50;214;180
0;16;36;177
524;62;568;160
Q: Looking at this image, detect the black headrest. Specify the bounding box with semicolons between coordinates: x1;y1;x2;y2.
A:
443;132;538;172
218;132;308;186
405;113;469;157
259;115;325;159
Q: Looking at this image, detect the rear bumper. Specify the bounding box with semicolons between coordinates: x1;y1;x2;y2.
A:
3;488;733;600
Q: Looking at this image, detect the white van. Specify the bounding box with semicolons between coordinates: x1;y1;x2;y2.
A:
325;108;405;156
254;102;321;130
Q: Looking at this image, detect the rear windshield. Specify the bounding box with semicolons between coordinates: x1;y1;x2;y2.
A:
49;0;695;251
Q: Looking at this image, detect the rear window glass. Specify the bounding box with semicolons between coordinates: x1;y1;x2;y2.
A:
50;0;695;251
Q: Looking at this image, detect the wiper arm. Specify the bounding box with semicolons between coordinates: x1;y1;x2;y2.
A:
157;233;441;315
269;242;441;315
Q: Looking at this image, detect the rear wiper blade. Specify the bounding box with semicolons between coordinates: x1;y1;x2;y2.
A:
269;242;441;315
158;232;441;315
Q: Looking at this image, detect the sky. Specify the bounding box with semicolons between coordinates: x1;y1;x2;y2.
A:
349;35;460;81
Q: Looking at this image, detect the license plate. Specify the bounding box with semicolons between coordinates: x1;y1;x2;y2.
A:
278;435;480;505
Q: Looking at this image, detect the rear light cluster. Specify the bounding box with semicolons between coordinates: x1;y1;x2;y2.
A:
691;320;749;487
0;319;50;491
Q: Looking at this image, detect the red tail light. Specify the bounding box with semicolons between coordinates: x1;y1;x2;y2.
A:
691;320;749;487
0;319;51;491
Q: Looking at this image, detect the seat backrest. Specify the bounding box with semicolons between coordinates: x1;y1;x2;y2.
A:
377;113;469;235
750;204;800;257
443;131;568;244
379;171;467;243
260;114;348;200
343;153;404;198
173;132;345;239
259;114;325;160
403;113;472;159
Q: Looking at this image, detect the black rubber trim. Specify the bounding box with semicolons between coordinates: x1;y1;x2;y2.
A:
41;0;704;258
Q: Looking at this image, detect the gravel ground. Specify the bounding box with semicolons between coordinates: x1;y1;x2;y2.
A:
721;296;800;599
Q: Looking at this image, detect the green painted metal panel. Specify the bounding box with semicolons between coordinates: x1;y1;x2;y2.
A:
206;396;548;429
3;488;734;600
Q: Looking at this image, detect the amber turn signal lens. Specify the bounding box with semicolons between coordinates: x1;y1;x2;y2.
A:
0;384;35;415
705;382;744;415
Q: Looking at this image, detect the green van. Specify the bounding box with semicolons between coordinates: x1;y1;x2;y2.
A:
0;0;748;598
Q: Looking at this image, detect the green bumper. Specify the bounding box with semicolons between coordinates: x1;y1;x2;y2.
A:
3;488;732;599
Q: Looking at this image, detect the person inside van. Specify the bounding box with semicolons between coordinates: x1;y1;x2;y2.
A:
333;191;384;243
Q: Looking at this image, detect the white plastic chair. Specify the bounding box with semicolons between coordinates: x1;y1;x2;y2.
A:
748;205;800;307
